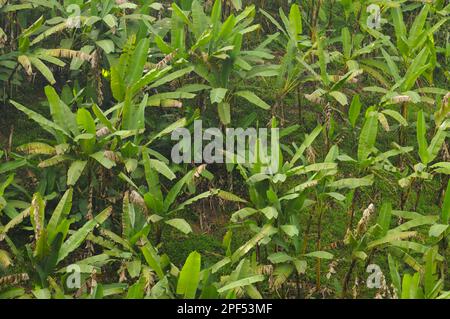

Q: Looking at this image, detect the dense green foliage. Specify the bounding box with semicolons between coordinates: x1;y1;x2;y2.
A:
0;0;449;299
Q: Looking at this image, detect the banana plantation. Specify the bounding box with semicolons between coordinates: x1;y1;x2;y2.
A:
0;0;449;300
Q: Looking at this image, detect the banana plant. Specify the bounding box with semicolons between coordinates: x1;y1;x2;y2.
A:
122;150;219;244
301;34;364;147
11;15;67;85
121;240;179;299
176;250;203;299
362;4;448;113
425;179;450;278
389;246;449;299
259;4;310;120
1;1;158;101
217;121;348;295
83;162;212;259
398;113;449;189
63;202;175;299
11;87;184;222
115;249;249;299
0;188;112;290
10;86;126;189
119;239;241;300
4;7;100;86
109;36;195;130
149;0;276;125
341;198;445;297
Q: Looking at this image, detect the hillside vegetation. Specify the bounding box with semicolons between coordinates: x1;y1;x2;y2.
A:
0;0;449;299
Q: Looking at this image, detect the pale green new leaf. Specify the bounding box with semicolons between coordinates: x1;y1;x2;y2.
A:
165;218;192;235
176;251;201;299
358;113;378;161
